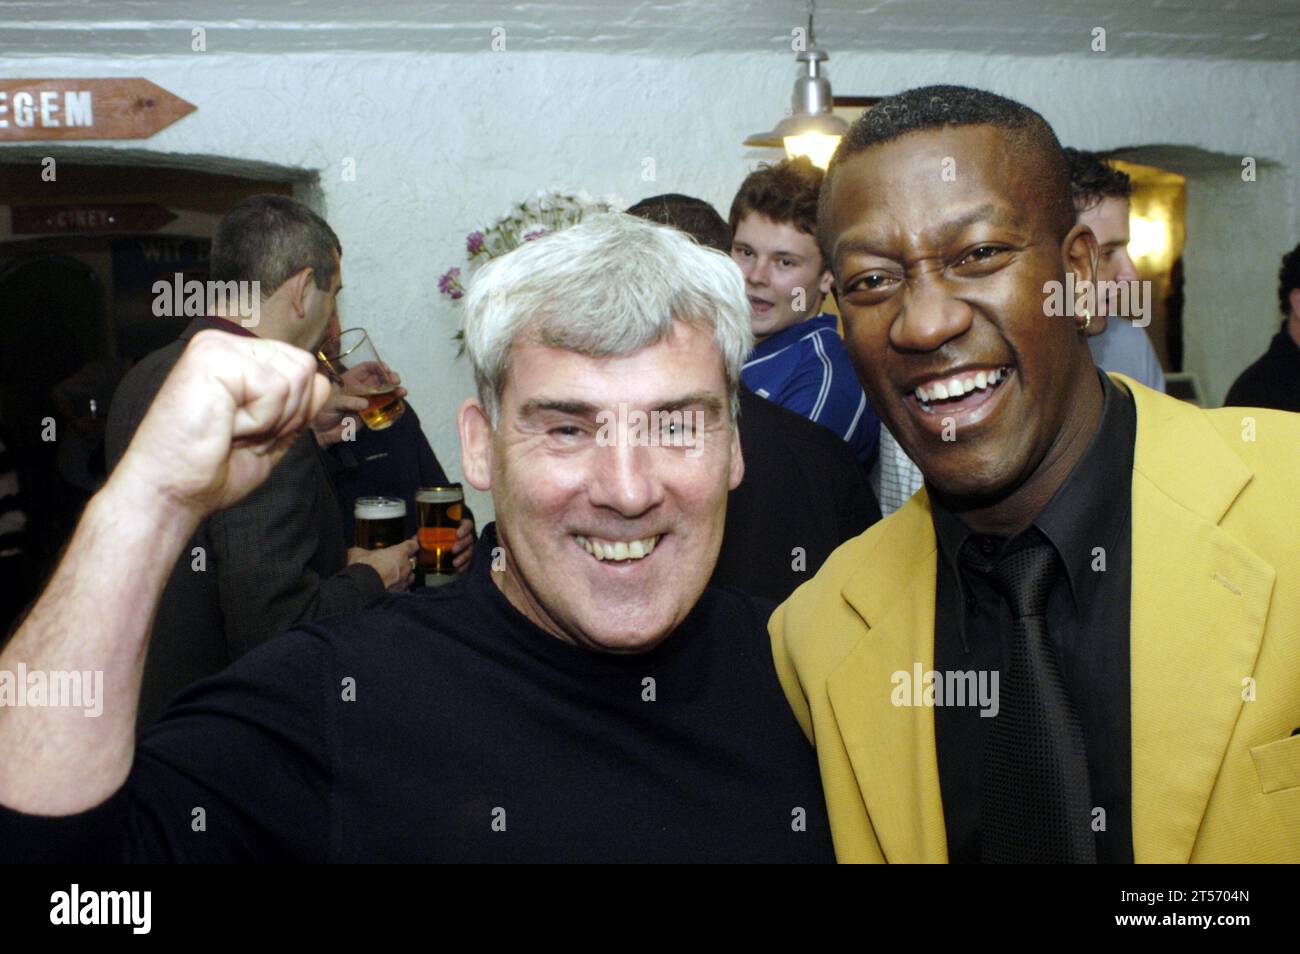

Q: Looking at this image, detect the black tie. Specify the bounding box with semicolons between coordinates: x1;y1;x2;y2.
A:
968;534;1097;863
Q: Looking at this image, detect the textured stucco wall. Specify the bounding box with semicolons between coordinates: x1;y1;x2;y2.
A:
2;49;1296;522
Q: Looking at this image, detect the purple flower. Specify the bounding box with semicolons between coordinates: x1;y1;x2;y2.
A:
438;267;464;300
466;231;484;254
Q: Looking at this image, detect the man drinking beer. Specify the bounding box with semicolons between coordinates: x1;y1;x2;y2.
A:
104;195;417;729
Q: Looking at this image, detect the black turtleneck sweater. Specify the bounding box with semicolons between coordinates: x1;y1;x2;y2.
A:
0;524;834;863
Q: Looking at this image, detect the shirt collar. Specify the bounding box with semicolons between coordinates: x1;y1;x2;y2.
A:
931;370;1136;626
747;312;833;360
202;315;260;338
179;316;260;340
1033;371;1136;614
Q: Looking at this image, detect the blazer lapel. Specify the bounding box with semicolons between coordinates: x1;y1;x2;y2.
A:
827;496;950;863
1119;375;1275;862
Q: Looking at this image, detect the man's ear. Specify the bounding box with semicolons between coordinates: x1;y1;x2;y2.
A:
727;419;744;492
459;397;494;492
1289;287;1300;321
818;267;835;297
1063;223;1097;287
1062;223;1104;335
285;267;314;320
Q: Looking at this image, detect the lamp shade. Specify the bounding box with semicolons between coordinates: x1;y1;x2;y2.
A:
744;47;850;168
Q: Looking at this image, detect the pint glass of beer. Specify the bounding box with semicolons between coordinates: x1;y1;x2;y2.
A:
416;485;463;586
317;328;405;431
354;497;407;550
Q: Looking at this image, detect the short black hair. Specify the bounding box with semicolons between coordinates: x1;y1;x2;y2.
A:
625;193;731;253
819;84;1075;260
210;194;341;293
1280;241;1300;316
1063;147;1133;213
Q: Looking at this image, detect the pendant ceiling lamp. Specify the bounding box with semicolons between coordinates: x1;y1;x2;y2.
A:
744;0;848;169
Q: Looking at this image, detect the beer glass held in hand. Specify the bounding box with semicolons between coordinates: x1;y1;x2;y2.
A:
354;496;407;550
317;327;405;431
416;485;463;586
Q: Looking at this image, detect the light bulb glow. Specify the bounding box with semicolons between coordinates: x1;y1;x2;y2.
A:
784;133;841;169
1128;213;1170;264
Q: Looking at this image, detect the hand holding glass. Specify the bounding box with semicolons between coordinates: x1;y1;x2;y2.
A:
317;328;405;431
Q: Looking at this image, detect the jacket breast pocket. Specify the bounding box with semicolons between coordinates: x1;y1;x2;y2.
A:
1250;734;1300;794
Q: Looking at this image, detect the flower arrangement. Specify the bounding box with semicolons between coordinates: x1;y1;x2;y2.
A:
439;189;623;352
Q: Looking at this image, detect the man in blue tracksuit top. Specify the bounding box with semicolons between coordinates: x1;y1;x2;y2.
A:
728;157;880;467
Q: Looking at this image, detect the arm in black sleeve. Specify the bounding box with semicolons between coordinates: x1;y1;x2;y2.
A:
0;627;335;863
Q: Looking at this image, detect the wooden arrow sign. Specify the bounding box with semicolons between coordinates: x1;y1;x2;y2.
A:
0;78;196;142
11;203;178;234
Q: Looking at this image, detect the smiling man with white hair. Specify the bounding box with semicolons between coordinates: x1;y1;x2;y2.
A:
459;213;752;654
0;213;834;863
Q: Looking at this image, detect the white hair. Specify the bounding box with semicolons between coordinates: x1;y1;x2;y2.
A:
463;212;753;425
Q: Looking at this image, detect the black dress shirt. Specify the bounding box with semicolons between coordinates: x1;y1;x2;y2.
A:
931;371;1136;863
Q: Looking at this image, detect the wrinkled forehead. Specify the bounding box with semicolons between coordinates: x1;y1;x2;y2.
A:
499;324;731;411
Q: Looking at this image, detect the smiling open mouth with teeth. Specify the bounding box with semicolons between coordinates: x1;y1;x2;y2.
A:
574;534;661;563
912;366;1014;414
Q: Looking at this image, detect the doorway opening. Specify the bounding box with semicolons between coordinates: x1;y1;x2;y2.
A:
0;153;316;635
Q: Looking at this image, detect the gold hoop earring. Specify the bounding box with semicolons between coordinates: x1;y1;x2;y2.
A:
1077;309;1091;333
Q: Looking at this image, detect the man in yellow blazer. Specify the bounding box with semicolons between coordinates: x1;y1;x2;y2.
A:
770;84;1300;863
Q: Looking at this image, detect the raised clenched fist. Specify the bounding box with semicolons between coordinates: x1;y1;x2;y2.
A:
113;330;332;519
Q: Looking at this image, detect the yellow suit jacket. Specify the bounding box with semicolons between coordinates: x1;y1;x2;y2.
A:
770;374;1300;862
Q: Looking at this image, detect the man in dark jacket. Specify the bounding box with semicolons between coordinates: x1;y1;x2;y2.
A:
106;195;416;727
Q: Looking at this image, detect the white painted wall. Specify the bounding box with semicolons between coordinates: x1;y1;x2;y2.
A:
3;49;1296;523
1181;165;1293;404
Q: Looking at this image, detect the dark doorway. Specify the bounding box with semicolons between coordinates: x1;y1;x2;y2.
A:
1;155;310;636
0;254;107;625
